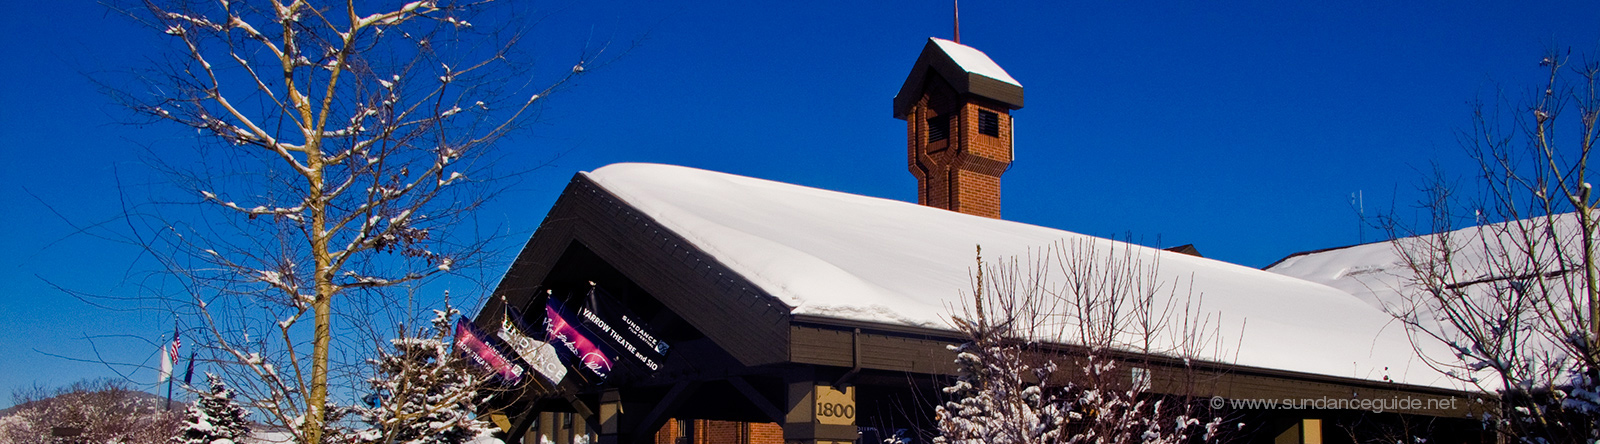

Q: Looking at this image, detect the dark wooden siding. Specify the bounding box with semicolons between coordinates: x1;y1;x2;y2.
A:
479;173;792;367
966;74;1024;109
788;321;1483;418
789;324;961;376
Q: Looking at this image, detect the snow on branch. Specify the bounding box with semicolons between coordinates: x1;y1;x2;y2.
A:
200;190;307;222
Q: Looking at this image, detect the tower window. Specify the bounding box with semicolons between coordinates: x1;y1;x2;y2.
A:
927;115;949;142
978;110;1000;137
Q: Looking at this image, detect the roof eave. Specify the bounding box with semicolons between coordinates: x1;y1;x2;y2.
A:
893;38;1024;120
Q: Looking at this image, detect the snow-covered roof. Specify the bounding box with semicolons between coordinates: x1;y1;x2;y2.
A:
1266;218;1586;313
1266;242;1412;319
1265;215;1588;390
584;163;1459;389
929;38;1021;87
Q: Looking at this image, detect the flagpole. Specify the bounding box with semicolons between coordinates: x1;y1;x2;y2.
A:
165;368;174;410
183;349;197;386
165;323;177;411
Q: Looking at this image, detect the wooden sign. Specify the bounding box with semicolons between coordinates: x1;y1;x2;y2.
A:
814;385;855;426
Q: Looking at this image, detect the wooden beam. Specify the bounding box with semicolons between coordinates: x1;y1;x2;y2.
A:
505;406;538;444
630;381;699;444
729;376;784;423
564;393;594;418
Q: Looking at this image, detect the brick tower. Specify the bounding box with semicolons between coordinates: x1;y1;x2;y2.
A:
893;38;1024;219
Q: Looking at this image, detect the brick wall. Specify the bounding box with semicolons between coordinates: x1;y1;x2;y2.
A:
655;419;682;444
951;169;1002;218
748;422;783;444
906;81;1013;219
651;420;783;444
702;420;736;444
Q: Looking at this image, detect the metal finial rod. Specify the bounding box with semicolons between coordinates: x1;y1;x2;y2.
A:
954;0;961;43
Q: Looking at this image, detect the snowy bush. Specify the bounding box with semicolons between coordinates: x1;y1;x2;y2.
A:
933;339;1224;444
172;374;251;444
348;306;500;444
933;244;1229;444
934;339;1063;444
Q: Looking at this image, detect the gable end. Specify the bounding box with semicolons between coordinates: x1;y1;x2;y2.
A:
478;173;792;368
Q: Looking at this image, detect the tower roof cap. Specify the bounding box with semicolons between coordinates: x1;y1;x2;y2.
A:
893;37;1024;119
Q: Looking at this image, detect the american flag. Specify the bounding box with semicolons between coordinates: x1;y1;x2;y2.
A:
168;326;181;363
159;325;180;382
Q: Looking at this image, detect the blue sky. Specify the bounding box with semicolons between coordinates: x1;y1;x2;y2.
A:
2;0;1598;406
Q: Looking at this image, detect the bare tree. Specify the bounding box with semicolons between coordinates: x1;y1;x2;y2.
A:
934;242;1232;444
86;0;613;442
1380;48;1600;442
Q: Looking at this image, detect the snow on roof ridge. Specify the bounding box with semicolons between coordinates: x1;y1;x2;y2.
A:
1266;213;1590;392
583;162;1459;389
589;163;1340;288
929;37;1022;87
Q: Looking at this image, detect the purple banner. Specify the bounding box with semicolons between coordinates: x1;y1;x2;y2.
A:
500;304;567;386
545;299;614;381
453;317;524;385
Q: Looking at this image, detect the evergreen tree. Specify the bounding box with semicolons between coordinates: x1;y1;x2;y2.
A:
172;375;251;444
934;333;1064;444
352;306;497;444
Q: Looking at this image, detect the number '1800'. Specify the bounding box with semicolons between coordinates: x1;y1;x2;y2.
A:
816;402;854;419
